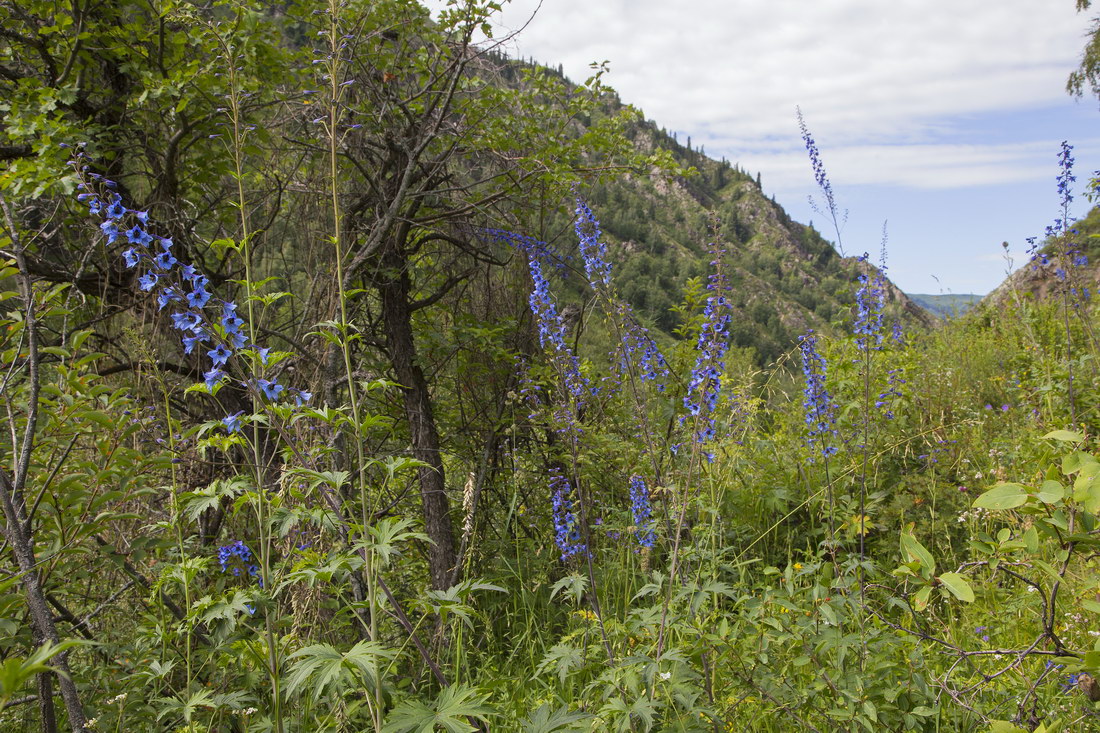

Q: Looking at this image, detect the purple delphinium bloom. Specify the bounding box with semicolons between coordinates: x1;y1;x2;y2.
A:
154;249;177;271
208;343;232;366
797;107;846;254
628;474;656;548
549;469;586;561
572;200;669;391
682;241;733;446
182;332;207;355
527;256;589;402
223;411;244;433
853;253;886;352
138;272;158;291
574;196;612;289
799;330;838;459
204;367;225;390
876;368;905;419
218;540;259;577
257;379;284;401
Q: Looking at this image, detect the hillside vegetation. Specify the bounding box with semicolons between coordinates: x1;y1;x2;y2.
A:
1;2;1100;733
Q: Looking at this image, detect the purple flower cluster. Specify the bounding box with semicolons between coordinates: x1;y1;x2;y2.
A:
853;253;886;352
527;256;589;403
799;330;837;458
574;197;612;289
797;107;845;253
616;315;669;390
876;368;905;419
628;474;656;548
218;540;259;578
563;200;670;391
75;171;311;415
682;242;733;446
549;469;586;561
477;228;569;272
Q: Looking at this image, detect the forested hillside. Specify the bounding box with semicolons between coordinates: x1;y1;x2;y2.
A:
2;2;1100;732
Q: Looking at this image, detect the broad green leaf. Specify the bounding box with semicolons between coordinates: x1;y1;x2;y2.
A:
901;533;935;577
938;572;975;602
1036;480;1065;504
1044;429;1085;443
973;483;1028;510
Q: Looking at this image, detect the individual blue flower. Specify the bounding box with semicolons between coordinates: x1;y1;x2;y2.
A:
154;250;177;270
257;379;284;401
122;248;140;268
138;272;158;291
100;221;119;243
256;346;272;365
293;389;312;407
104;197;126;220
182;332;207;355
204;367;226;390
125;225;153;246
158;287;182;310
223;411;244;433
208;343;232;366
187;285;211;309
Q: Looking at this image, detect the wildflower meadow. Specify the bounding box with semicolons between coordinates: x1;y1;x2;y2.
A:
2;1;1100;732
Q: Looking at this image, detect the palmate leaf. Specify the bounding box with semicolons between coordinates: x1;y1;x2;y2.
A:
536;642;585;685
382;684;493;733
521;703;591;732
283;640;395;699
597;695;659;733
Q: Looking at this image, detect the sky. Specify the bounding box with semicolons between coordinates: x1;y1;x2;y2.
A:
426;0;1100;295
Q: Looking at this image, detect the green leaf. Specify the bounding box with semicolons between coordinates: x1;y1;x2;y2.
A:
1044;429;1085;443
284;641;394;699
383;684;492;733
1036;480;1065;504
973;483;1029;510
520;704;591;733
900;533;935;577
937;572;975;602
987;722;1027;733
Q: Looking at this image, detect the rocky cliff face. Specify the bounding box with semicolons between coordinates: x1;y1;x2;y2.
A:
574;119;932;361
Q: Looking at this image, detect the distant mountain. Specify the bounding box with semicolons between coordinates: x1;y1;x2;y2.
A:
567;110;933;362
492;57;932;363
984;205;1100;306
907;293;983;318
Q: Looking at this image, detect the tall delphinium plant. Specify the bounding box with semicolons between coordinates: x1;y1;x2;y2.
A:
523;244;617;664
204;15;293;729
797;106;847;256
798;329;838;545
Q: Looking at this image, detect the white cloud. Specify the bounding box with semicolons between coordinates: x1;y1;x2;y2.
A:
738;137;1100;191
439;0;1095;182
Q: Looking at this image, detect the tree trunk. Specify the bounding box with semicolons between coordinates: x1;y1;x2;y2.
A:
379;245;457;591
